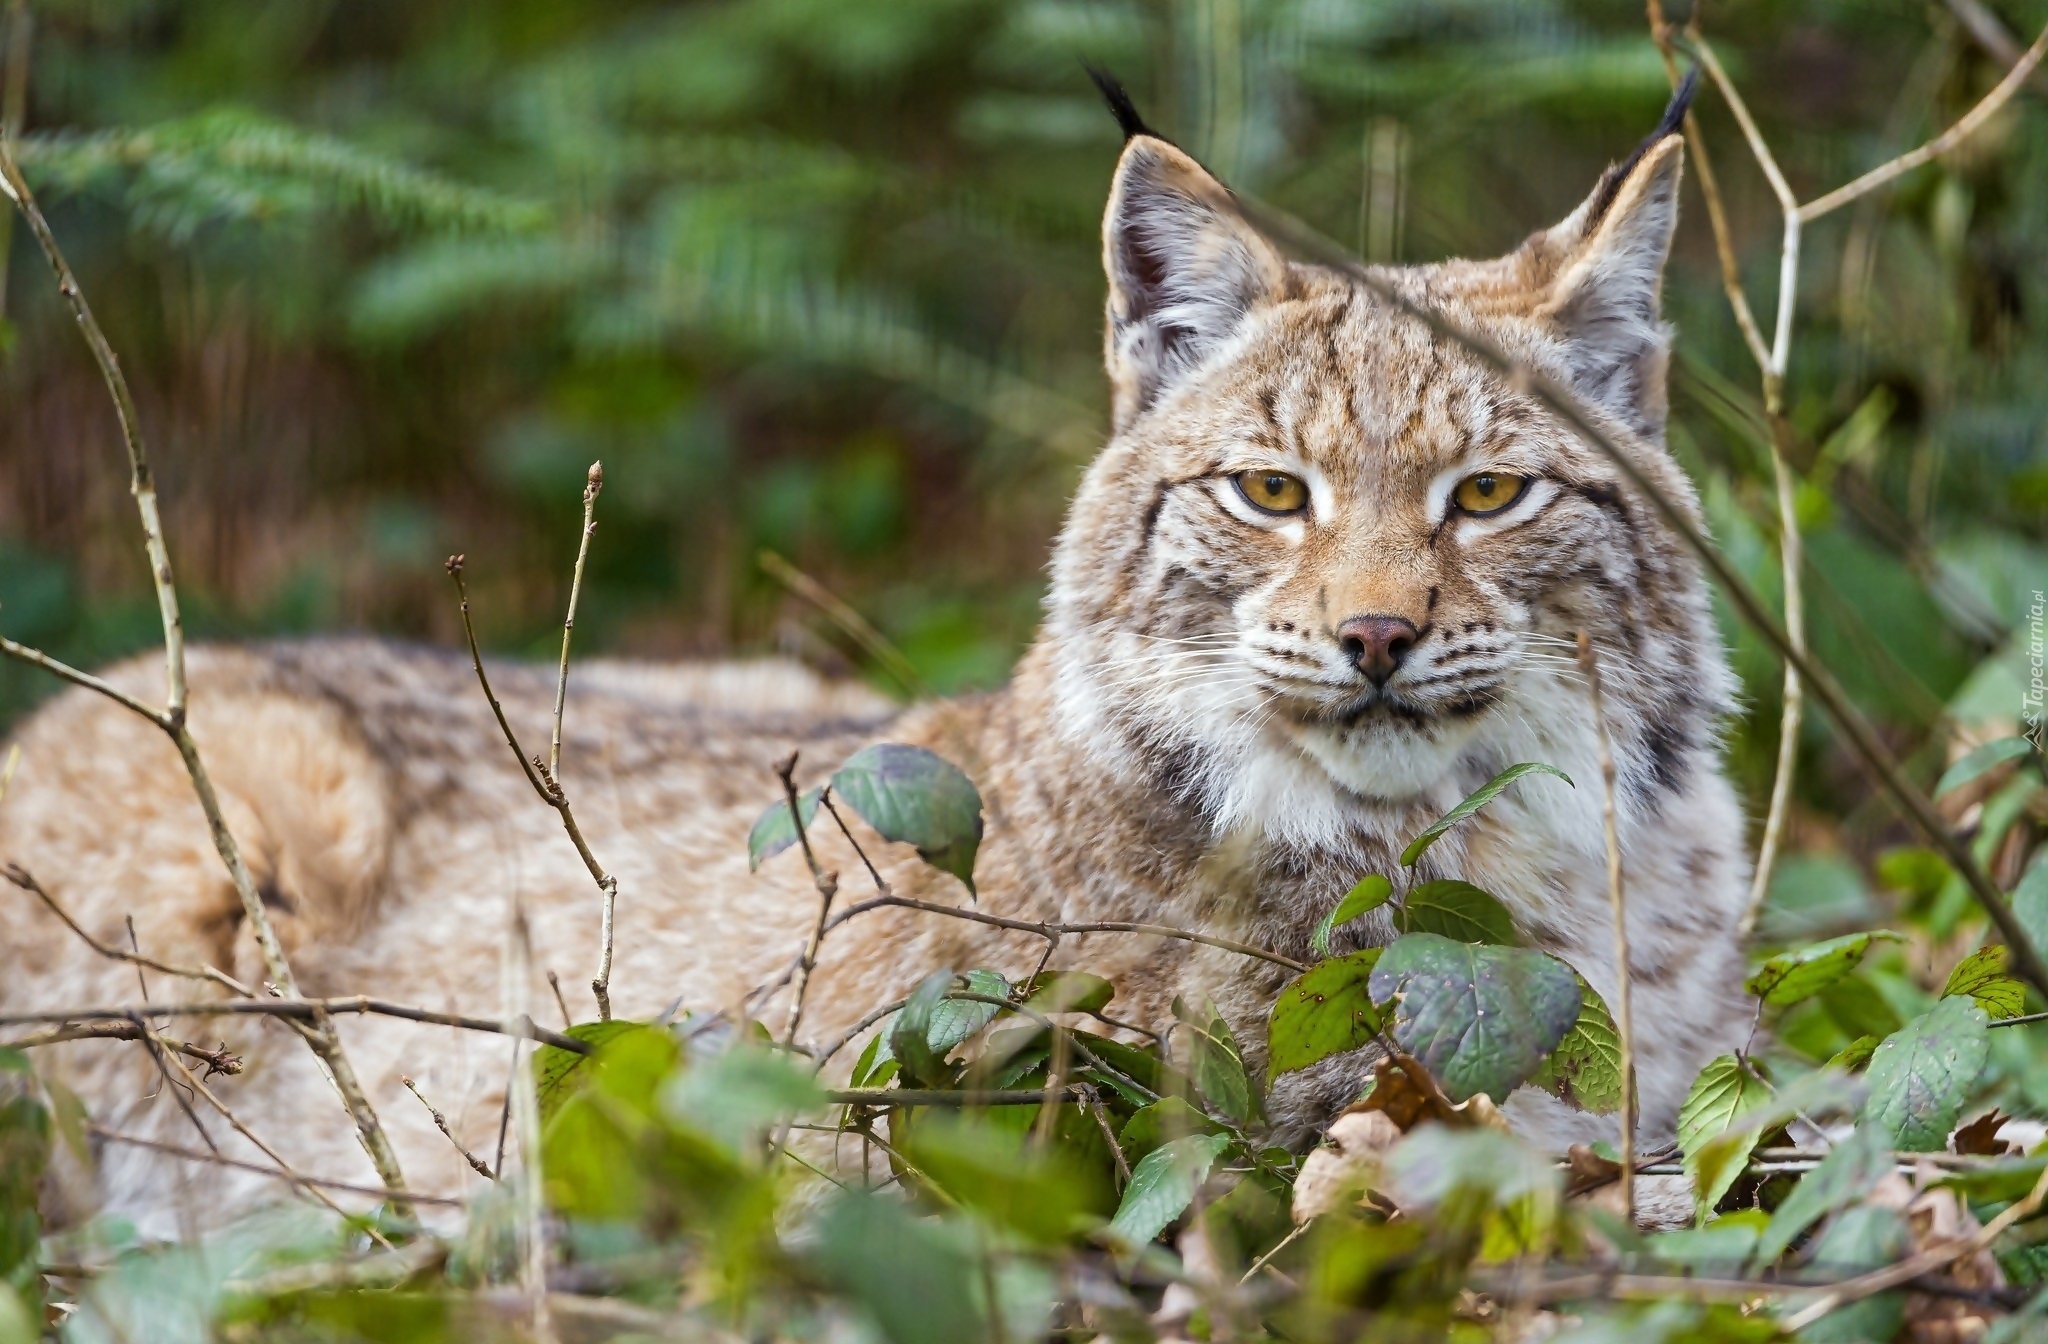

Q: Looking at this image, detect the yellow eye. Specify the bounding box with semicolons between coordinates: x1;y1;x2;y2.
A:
1234;470;1310;515
1452;472;1528;515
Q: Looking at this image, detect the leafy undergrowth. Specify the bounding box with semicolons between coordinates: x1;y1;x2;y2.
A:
9;741;2048;1343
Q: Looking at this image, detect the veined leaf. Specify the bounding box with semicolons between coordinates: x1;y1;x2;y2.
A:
1180;1005;1258;1125
1118;1098;1226;1166
535;1020;651;1126
1825;1035;1881;1074
1108;1133;1231;1245
1675;1054;1773;1218
1528;973;1623;1114
850;1030;898;1089
1311;875;1393;957
1935;736;2037;798
1862;996;1989;1152
1400;763;1572;867
1367;933;1580;1103
1743;930;1902;1008
747;787;822;872
927;969;1010;1053
890;971;958;1087
1395;880;1518;945
1266;949;1384;1081
831;744;984;893
1943;945;2027;1020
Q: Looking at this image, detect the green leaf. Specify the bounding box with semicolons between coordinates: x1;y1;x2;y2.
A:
811;1193;988;1344
1024;972;1114;1017
747;787;822;872
1676;1054;1774;1217
1824;1035;1881;1074
1181;1006;1258;1125
927;969;1010;1053
1117;1098;1226;1166
1311;875;1393;957
663;1044;826;1150
1367;933;1581;1103
2014;851;2048;965
534;1020;650;1126
902;1115;1099;1245
1744;930;1902;1008
850;1031;898;1089
1400;762;1572;866
1943;945;2027;1020
1753;1125;1892;1267
1862;996;1989;1151
1789;1206;1910;1342
1266;949;1384;1081
1108;1133;1231;1245
1395;880;1518;945
831;744;985;893
890;971;959;1087
1935;736;2036;797
1528;974;1624;1114
0;1051;50;1292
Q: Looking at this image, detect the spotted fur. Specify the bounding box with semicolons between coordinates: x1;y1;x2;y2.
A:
0;114;1749;1231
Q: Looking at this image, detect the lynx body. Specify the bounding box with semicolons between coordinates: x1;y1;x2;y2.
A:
0;110;1750;1231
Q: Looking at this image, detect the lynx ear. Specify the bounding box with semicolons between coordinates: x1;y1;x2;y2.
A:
1533;123;1686;439
1102;136;1289;432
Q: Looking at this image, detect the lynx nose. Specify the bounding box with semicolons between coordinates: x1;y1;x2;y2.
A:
1337;615;1419;686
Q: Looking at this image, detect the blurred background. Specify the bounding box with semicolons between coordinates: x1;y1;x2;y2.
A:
0;1;2043;1028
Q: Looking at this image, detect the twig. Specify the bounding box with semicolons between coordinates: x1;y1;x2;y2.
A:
1798;18;2048;222
403;1076;495;1181
1780;1157;2048;1329
1239;1223;1309;1286
4;864;249;996
1688;34;1809;931
759;549;930;699
822;790;891;897
548;461;602;780
545;970;573;1030
0;1020;240;1074
1944;0;2048;89
1089;1088;1132;1186
0;997;596;1055
1227;193;2048;1002
152;1029;378;1237
824;1088;1082;1107
0;138;409;1202
812;995;911;1070
1577;633;1636;1220
131;1010;220;1158
819;894;1308;973
86;1123;462;1206
446;556;621;1022
776;754;841;1045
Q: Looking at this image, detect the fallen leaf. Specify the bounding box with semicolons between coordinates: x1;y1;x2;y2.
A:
1952;1108;2012;1157
1291;1109;1403;1223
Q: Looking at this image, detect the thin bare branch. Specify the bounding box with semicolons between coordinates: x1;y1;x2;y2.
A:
0;1020;240;1074
403;1076;495;1181
548;461;602;780
0;140;408;1201
446;555;621;1021
503;900;556;1344
818;892;1308;974
545;970;573;1030
0;997;596;1055
775;753;840;1045
0;638;166;724
759;549;931;699
1800;18;2048;222
87;1122;461;1206
4;864;249;995
1576;634;1636;1220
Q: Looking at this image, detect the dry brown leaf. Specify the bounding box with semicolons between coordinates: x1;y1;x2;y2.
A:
1952;1109;2012;1157
1291;1109;1403;1223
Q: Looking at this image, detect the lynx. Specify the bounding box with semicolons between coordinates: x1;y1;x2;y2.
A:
1;87;1750;1232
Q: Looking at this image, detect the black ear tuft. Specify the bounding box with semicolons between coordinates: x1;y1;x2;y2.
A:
1086;65;1157;143
1587;67;1698;226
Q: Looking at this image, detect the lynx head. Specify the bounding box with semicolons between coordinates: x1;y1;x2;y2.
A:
1045;84;1734;851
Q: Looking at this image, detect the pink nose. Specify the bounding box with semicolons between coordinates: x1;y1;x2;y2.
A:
1337;615;1419;685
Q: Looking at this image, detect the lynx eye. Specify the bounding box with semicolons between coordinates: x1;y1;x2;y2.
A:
1452;472;1529;516
1233;470;1310;516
